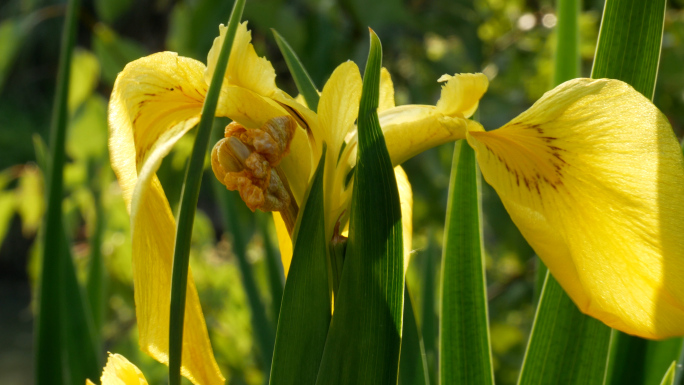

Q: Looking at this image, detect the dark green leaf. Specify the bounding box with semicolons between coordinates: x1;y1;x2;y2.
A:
35;0;81;383
399;284;430;385
167;0;245;383
270;146;330;385
272;29;320;111
591;0;666;98
605;333;683;385
440;140;493;385
518;275;610;385
314;30;404;385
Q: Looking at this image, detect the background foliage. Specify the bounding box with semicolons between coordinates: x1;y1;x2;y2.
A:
2;0;684;384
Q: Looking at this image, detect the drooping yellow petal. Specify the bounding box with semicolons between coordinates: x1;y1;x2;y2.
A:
109;52;224;384
92;353;148;385
394;166;413;273
466;78;684;339
436;73;489;118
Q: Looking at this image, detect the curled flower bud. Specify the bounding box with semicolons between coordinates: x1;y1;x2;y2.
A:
211;116;296;213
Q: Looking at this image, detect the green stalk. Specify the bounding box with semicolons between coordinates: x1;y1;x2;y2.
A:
167;0;245;383
35;0;81;383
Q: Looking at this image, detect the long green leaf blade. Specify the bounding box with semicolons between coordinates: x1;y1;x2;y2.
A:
270;146;330;385
439;140;493;385
518;275;610;385
272;29;320;111
520;2;612;384
60;230;100;384
35;0;81;383
591;0;666;98
400;284;430;385
591;1;683;384
167;0;245;383
315;29;404;385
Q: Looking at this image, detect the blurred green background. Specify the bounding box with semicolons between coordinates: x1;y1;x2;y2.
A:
2;0;684;384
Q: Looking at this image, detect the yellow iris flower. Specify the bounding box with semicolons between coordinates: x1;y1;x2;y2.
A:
108;20;684;385
364;72;684;340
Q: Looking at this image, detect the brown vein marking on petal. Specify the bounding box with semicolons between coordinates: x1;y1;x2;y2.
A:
275;100;317;151
471;122;568;197
211;116;297;213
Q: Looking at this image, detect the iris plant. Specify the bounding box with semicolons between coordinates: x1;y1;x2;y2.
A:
104;22;684;385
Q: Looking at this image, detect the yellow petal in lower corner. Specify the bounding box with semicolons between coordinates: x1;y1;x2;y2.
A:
467;78;684;339
94;353;148;385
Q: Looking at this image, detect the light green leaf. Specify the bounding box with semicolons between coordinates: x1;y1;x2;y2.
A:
270;146;330;385
439;139;493;385
67;95;108;160
314;30;404;385
68;49;100;113
658;362;676;385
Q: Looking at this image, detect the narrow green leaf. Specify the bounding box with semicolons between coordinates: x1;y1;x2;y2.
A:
35;0;81;383
60;230;101;384
167;0;245;383
591;0;666;98
86;167;107;343
518;275;610;385
399;284;430;385
270;146;330;385
272;29;320;111
591;1;684;384
439;140;493;385
658;362;677;385
314;30;404;385
521;2;612;384
421;235;438;384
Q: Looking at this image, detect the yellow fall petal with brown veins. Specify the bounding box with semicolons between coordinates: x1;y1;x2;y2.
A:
466;78;684;339
109;52;224;385
88;353;148;385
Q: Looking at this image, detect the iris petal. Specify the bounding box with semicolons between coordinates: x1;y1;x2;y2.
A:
109;52;224;384
97;353;148;385
467;78;684;339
